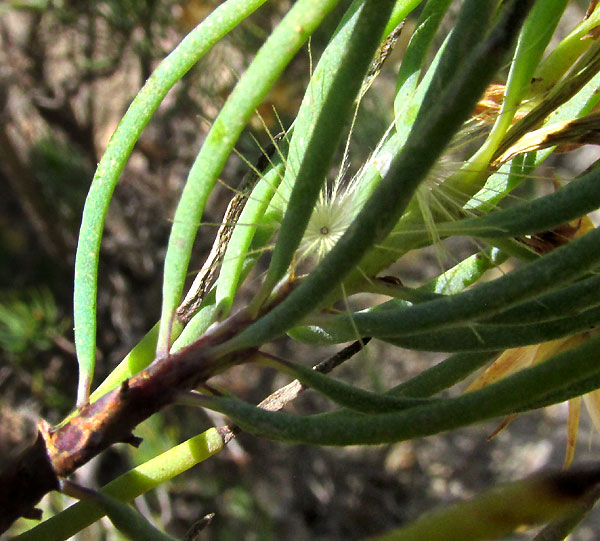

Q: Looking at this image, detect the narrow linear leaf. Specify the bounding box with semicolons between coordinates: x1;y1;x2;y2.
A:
89;322;159;404
309;226;600;340
156;0;344;356
73;0;270;405
219;0;533;354
171;301;219;353
393;0;453;119
478;0;568;156
201;332;600;445
215;159;287;318
385;0;425;37
532;4;600;96
383;306;600;352
16;429;223;541
441;0;567;205
483;273;600;325
409;0;495;137
439;162;600;239
259;354;433;413
68;488;176;541
290;248;508;345
257;0;397;300
297;304;600;351
388;351;499;398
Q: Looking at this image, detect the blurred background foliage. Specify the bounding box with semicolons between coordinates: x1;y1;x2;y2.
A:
2;1;600;539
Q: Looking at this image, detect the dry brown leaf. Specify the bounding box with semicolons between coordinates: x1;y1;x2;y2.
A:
495;112;600;166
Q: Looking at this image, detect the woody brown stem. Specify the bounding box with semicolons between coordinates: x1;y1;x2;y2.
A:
0;307;256;534
0;432;59;534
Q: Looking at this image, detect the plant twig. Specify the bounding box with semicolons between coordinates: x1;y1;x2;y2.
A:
217;338;370;444
177;137;283;323
0;307;255;534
